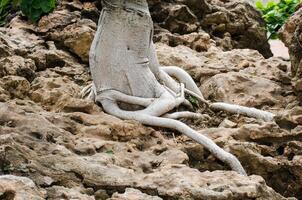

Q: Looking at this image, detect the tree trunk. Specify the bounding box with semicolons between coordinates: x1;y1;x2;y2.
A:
90;0;162;100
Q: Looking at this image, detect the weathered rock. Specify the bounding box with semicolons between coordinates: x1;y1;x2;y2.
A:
0;1;299;199
139;165;290;200
201;72;284;109
0;100;296;200
109;188;162;200
280;6;302;96
37;10;80;33
154;29;216;52
156;43;267;83
229;123;302;198
50;19;96;62
46;186;94;200
241;57;290;84
0;55;36;82
149;0;272;57
0;76;31;99
0;175;45;200
30;74;82;111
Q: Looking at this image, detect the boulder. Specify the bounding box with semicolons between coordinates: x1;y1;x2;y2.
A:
0;175;45;200
279;6;302;95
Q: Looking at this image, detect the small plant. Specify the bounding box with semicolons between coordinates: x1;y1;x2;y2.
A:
256;0;301;39
0;0;18;26
20;0;56;22
0;0;56;26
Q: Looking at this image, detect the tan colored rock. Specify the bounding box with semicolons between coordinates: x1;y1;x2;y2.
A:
46;186;94;200
50;19;96;62
149;0;272;57
0;100;297;199
241;57;290;84
201;72;284;109
139;165;290;200
110;188;162;200
219;118;237;128
55;97;102;114
154;30;215;52
156;43;267;83
1;76;31;99
0;175;45;200
37;10;80;33
0;55;36;82
30;75;81;110
275;106;302;128
280;7;302;95
0;2;299;199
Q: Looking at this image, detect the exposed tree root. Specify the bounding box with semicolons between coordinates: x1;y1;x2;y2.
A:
83;0;276;176
161;66;205;99
98;96;247;175
163;111;209;120
210;103;275;121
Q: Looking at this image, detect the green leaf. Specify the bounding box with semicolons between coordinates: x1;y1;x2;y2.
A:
20;0;56;22
255;0;301;39
256;0;264;9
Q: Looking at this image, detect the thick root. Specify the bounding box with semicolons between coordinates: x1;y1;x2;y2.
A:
210;103;275;121
161;66;205;99
163;111;209;119
99;98;247;175
99;87;185;117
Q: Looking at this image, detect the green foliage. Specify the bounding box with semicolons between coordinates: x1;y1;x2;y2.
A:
256;0;300;39
0;0;56;26
20;0;56;22
0;0;12;26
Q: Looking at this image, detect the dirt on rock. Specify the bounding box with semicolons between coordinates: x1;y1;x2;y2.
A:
0;0;301;200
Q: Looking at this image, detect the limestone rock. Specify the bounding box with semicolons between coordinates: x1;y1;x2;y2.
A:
46;186;94;200
279;7;302;95
149;0;272;57
154;30;216;52
109;188;162;200
0;175;45;200
50;19;96;62
37;10;80;33
1;76;31;99
0;55;36;82
156;43;267;83
0;1;299;199
201;72;284;109
30;75;82;111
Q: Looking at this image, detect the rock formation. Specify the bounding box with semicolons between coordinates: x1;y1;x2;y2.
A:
0;0;301;199
280;4;302;98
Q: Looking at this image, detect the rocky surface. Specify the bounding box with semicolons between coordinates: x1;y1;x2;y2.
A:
149;0;273;58
280;5;302;98
0;0;301;200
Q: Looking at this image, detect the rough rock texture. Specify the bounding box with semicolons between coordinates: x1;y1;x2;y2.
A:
280;6;302;97
109;188;162;200
149;0;273;58
0;175;44;199
0;0;300;200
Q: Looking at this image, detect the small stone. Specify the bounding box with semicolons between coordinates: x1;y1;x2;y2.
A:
237;60;250;69
95;189;110;200
219;118;237;128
